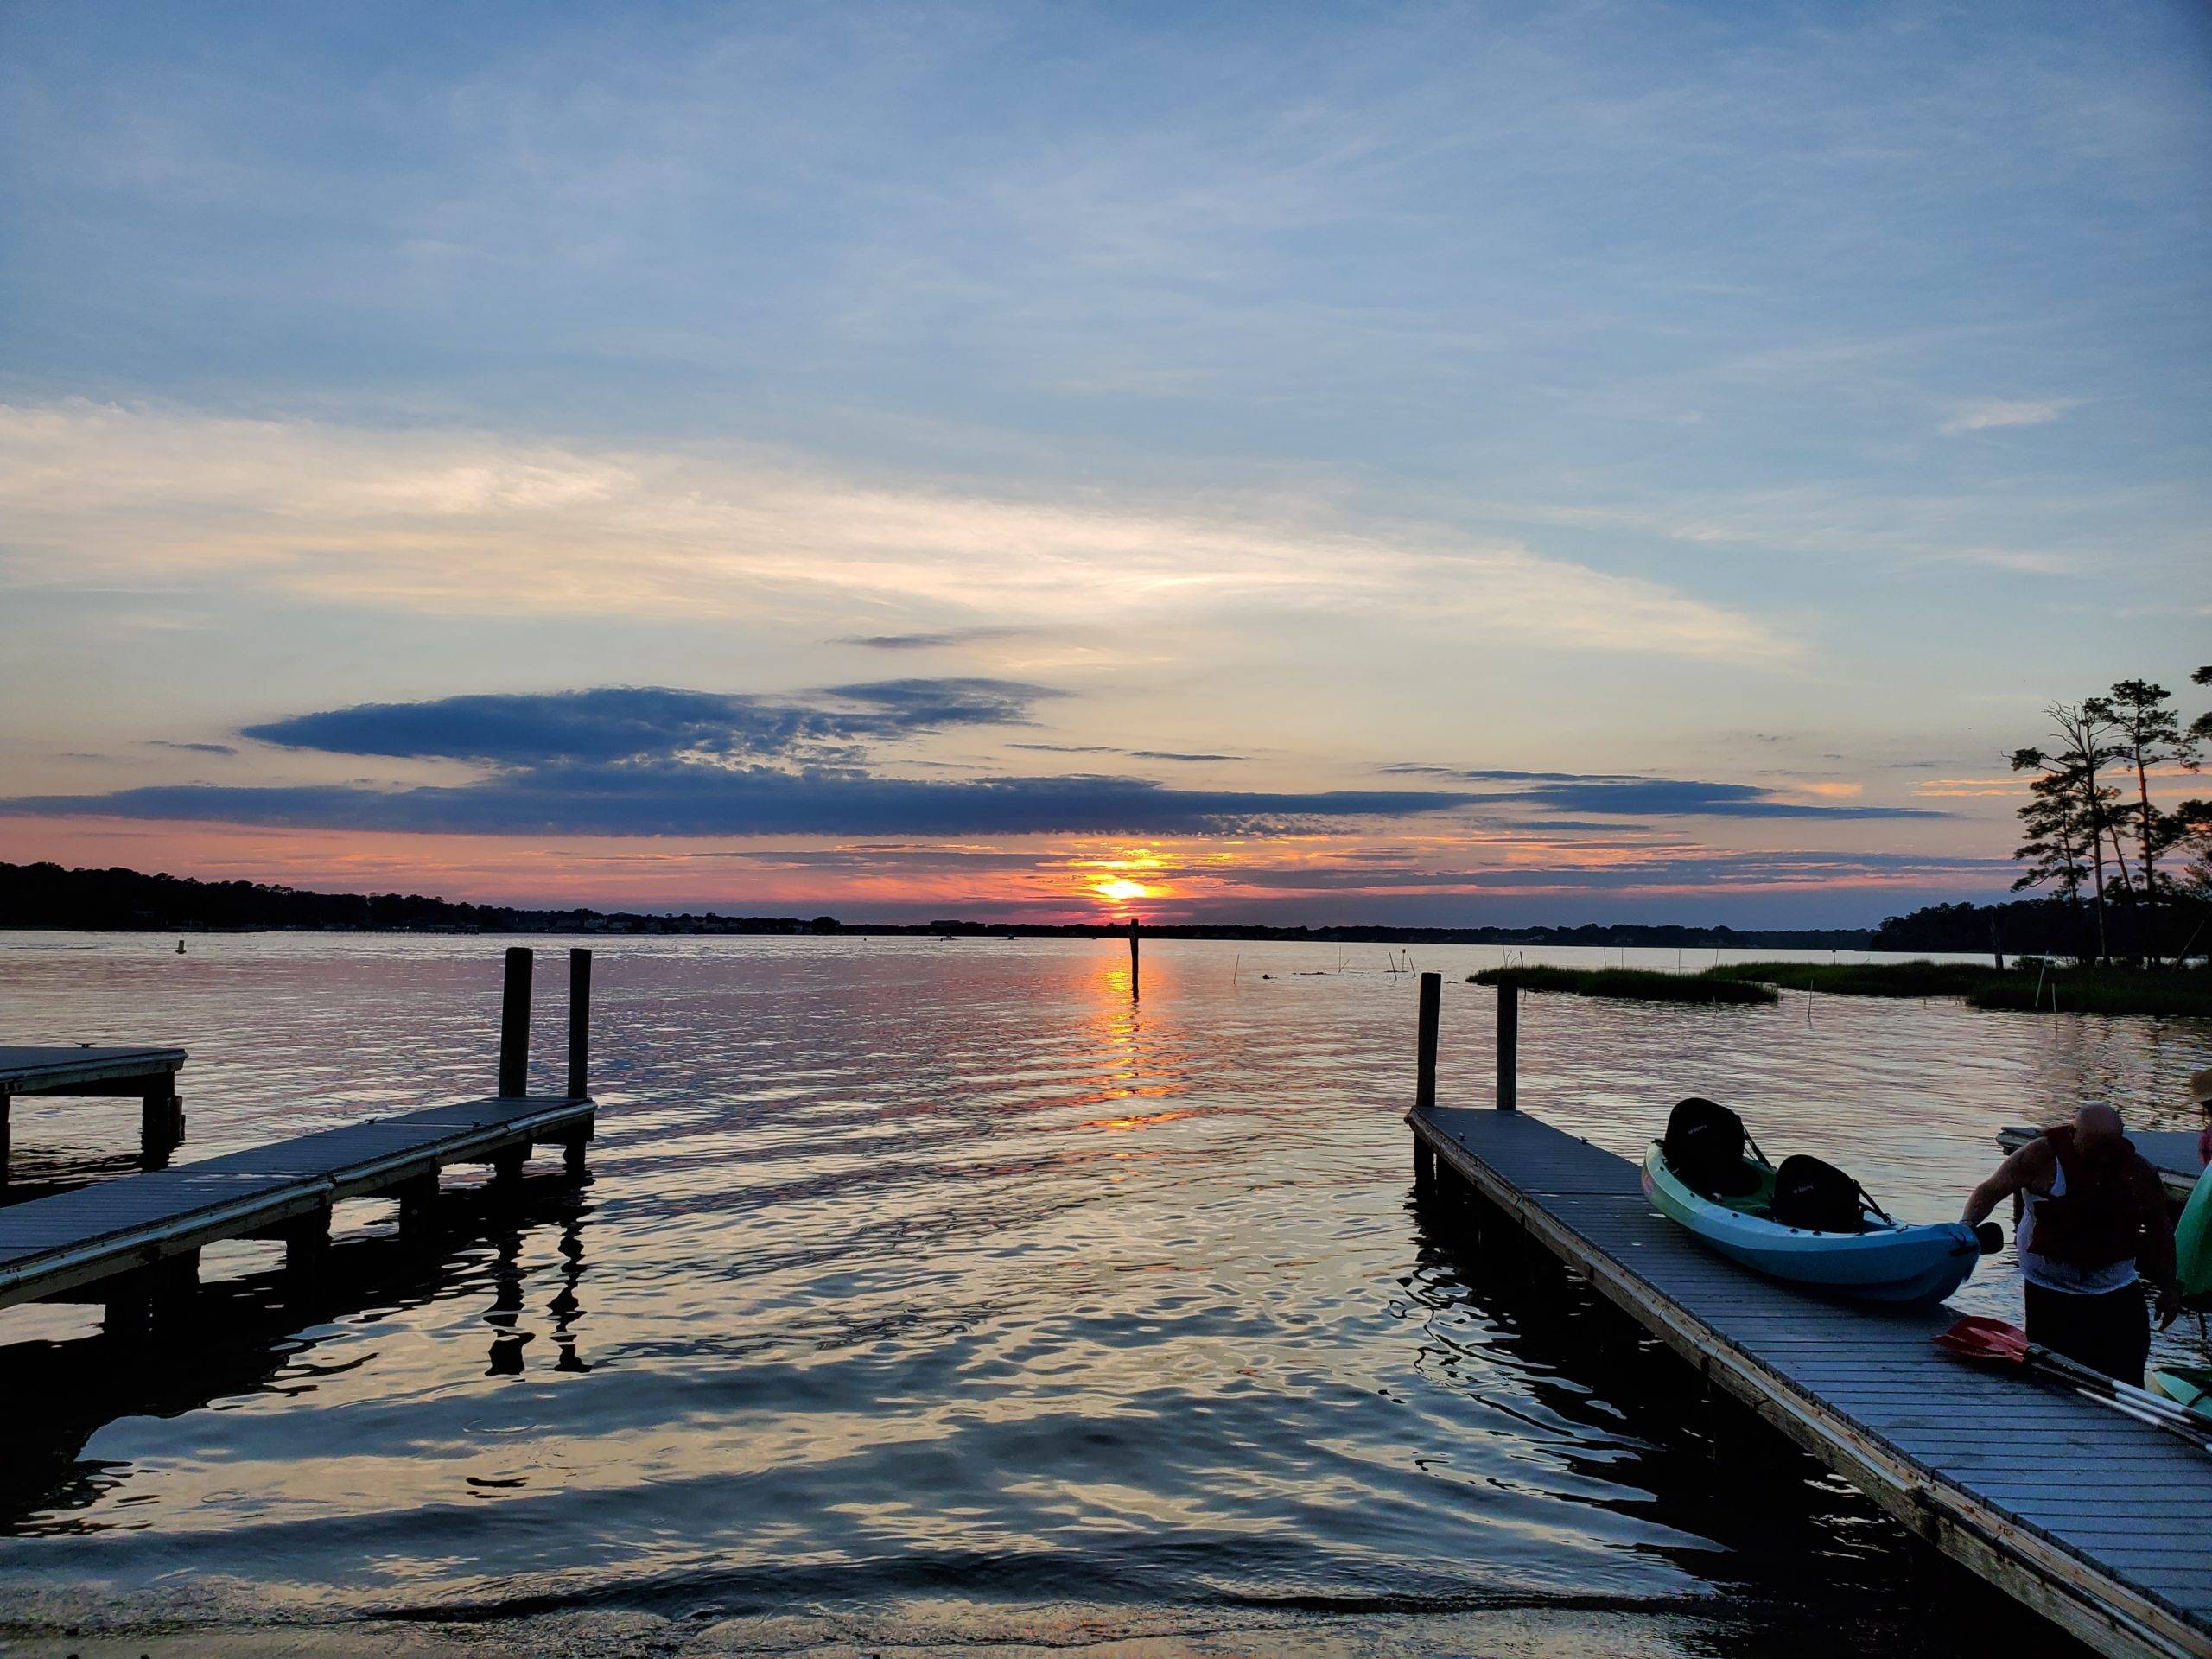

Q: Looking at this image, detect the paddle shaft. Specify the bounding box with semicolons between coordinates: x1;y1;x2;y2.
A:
2049;1381;2212;1452
1935;1317;2212;1451
1940;1317;2200;1426
2021;1338;2201;1424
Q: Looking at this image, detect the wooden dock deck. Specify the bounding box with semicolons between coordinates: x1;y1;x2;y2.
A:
1410;979;2212;1659
1999;1124;2202;1206
0;1044;190;1178
0;1094;594;1317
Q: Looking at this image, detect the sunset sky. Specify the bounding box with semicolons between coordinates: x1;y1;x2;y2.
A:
3;2;2208;924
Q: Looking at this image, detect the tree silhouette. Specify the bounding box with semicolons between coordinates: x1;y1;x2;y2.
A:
2087;679;2200;962
2010;702;2130;963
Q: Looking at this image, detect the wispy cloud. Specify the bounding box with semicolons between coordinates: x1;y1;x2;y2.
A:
1014;742;1245;762
6;683;1465;837
243;682;1058;766
1;773;1469;839
146;740;238;757
0;403;1794;662
1941;398;2078;434
833;627;1037;651
1381;766;1936;821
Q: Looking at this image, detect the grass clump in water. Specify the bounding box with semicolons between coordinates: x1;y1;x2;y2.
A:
1707;959;2212;1017
1470;965;1777;1006
1966;967;2212;1017
1705;959;1997;999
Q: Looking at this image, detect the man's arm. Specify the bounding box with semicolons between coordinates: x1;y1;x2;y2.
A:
1962;1141;2049;1227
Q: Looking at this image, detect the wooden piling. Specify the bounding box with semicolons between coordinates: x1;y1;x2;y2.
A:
283;1205;332;1283
1128;918;1141;999
1415;971;1440;1113
397;1173;441;1243
499;946;533;1098
566;947;593;1100
1495;981;1517;1112
140;1087;184;1164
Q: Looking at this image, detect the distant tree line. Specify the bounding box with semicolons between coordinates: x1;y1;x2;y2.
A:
0;859;1880;946
19;858;2206;959
2008;669;2212;963
0;862;842;936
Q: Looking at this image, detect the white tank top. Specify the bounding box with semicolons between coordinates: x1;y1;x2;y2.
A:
2018;1160;2139;1294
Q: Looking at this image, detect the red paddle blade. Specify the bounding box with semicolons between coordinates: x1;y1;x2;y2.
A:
1935;1315;2031;1363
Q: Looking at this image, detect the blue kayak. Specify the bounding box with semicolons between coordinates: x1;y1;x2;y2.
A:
1641;1137;1986;1306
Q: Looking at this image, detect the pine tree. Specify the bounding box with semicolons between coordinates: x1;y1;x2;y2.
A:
2011;702;2130;963
2008;766;2092;957
2088;680;2200;961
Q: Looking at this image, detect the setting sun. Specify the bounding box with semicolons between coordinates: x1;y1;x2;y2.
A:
1092;876;1156;903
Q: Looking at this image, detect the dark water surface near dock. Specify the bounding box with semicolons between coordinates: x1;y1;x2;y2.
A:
1;934;2204;1656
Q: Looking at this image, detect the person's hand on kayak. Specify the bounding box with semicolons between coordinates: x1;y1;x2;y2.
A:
2156;1283;2183;1328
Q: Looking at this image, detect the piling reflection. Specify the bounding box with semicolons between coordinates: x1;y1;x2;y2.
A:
0;1177;594;1532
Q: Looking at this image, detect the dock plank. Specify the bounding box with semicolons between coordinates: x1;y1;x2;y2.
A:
1414;1105;2212;1659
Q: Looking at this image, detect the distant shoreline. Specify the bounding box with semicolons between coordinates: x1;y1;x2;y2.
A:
9;857;2093;953
0;918;1872;948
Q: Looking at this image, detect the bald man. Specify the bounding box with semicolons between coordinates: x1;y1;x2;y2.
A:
1964;1103;2177;1383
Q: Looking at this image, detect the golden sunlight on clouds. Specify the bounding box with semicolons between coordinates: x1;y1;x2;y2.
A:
0;402;1790;661
1076;847;1171;907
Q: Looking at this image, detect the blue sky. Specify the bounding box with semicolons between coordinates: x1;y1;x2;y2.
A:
2;2;2207;922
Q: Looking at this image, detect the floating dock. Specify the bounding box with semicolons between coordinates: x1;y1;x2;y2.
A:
1411;976;2212;1659
0;1044;189;1178
0;947;595;1332
1999;1124;2202;1207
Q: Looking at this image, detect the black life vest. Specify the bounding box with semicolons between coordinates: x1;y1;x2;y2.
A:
2031;1125;2151;1269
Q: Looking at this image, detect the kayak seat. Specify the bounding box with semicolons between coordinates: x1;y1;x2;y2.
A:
1770;1154;1867;1233
1662;1096;1765;1198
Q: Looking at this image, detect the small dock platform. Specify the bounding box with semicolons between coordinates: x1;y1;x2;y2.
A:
0;1093;594;1316
1999;1124;2202;1206
1411;978;2212;1659
0;946;598;1331
0;1044;189;1177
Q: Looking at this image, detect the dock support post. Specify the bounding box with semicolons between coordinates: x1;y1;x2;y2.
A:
0;1091;10;1185
1128;918;1140;1000
563;1133;589;1179
492;1145;527;1191
1496;982;1517;1112
567;947;592;1100
284;1205;332;1284
499;946;533;1098
140;1088;184;1164
1414;1137;1434;1191
1415;971;1440;1113
397;1173;441;1243
105;1252;198;1338
104;1273;151;1339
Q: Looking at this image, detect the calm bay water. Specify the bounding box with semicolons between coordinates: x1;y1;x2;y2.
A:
1;933;2206;1657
